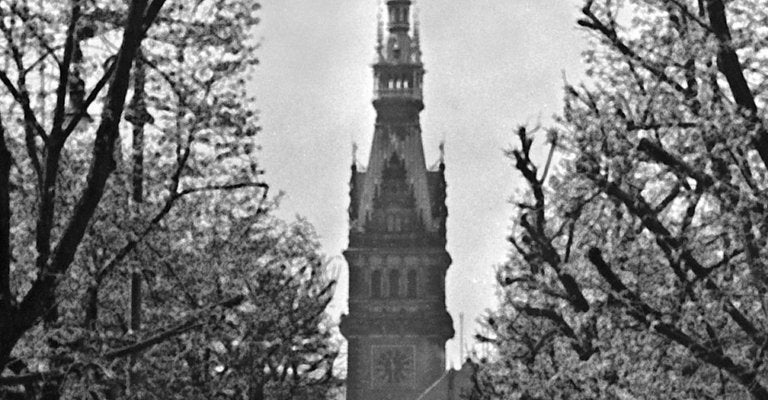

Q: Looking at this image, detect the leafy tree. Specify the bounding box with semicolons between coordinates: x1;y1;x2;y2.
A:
0;0;166;375
477;0;768;399
0;0;341;399
99;204;340;400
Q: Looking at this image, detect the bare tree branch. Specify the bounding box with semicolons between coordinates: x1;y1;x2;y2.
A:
61;59;116;138
0;71;48;142
177;181;269;197
105;320;197;360
512;127;590;312
517;305;595;361
588;247;768;399
598;176;765;346
0;371;63;386
1;0;159;370
704;0;768;168
0;20;47;188
0;295;244;386
144;242;199;309
638;138;714;189
49;2;81;141
578;2;687;95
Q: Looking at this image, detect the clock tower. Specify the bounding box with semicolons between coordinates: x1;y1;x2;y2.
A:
340;2;454;400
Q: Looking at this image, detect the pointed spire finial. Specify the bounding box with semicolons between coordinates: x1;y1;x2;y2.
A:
412;5;421;62
438;140;445;164
352;141;359;166
376;2;384;58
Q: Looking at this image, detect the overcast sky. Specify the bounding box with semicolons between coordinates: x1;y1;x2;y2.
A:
250;0;587;367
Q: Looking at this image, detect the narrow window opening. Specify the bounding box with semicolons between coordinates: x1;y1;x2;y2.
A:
389;269;400;298
371;270;382;298
407;270;417;298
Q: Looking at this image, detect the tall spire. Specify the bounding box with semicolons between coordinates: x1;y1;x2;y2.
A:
341;3;453;400
380;0;416;64
372;0;424;107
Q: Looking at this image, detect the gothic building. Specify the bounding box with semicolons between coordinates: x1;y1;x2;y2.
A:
339;1;455;399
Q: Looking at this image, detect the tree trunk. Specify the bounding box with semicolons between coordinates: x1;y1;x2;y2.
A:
0;0;155;371
0;115;13;371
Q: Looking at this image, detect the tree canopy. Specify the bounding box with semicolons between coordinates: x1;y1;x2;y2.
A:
477;0;768;399
0;1;340;398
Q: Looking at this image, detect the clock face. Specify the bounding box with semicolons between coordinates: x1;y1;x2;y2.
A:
372;346;414;386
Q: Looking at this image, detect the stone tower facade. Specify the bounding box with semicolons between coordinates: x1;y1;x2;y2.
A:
340;2;454;399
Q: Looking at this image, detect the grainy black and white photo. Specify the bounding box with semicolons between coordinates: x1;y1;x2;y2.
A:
0;0;767;399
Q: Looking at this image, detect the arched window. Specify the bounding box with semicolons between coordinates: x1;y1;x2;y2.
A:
407;270;417;298
371;270;382;298
389;269;400;298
